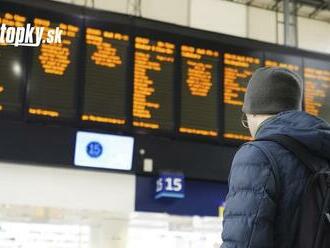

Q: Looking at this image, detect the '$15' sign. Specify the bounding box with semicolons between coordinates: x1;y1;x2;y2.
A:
155;173;185;199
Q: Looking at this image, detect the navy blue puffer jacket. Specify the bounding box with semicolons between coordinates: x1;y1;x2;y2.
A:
221;110;330;248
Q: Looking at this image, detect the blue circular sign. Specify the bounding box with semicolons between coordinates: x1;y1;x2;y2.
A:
86;141;103;158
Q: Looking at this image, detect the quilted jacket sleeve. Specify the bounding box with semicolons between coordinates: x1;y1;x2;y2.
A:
221;143;278;248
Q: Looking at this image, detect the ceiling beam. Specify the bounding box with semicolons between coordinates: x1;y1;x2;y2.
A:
308;1;330;17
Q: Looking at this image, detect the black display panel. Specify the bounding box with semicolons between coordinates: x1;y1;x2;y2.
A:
0;11;26;116
179;45;219;137
135;134;237;181
1;0;330;182
265;52;303;77
27;15;81;121
304;58;330;123
132;36;175;131
82;23;130;126
223;51;262;141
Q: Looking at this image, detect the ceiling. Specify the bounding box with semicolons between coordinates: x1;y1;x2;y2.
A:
227;0;330;22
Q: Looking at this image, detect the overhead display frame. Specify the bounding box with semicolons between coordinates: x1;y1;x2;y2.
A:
1;0;330;181
0;0;330;148
131;22;178;135
174;30;231;143
179;41;221;139
0;2;28;119
81;11;132;128
303;58;330;123
222;47;263;142
25;3;84;122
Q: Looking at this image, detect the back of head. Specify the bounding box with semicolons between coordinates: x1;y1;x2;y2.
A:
242;67;303;115
242;67;303;137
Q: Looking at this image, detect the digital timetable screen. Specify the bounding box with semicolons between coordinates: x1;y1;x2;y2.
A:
1;0;330;147
82;24;130;125
304;58;330;123
132;36;175;131
27;16;81;121
223;51;262;141
179;45;219;137
0;11;26;116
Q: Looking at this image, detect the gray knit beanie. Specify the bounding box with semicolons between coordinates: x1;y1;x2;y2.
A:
242;67;303;114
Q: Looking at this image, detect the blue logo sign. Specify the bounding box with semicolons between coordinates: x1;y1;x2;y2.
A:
86;141;103;158
155;172;185;199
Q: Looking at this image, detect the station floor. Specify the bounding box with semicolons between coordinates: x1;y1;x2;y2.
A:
0;204;222;248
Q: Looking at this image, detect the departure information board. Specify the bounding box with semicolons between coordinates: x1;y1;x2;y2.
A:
1;0;330;146
223;52;261;141
0;12;26;116
28;17;80;120
82;26;129;125
132;36;175;131
179;45;219;137
265;52;303;77
304;58;330;123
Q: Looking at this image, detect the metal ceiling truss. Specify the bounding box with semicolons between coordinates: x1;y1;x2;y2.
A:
227;0;330;22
